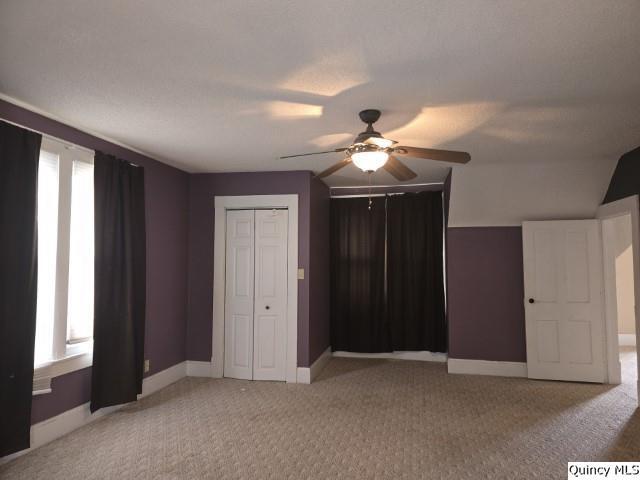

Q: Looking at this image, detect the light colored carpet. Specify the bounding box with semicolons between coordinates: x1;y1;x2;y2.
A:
2;351;638;480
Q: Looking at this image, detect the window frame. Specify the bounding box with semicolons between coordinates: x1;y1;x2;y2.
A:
34;138;95;391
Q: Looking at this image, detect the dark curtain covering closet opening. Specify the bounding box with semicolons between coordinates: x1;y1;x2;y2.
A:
330;191;446;354
330;197;389;352
0;121;41;456
91;151;146;413
387;191;446;352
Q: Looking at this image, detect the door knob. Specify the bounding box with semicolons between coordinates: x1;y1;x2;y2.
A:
265;305;270;310
528;298;535;304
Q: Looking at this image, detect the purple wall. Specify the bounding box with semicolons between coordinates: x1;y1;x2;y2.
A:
308;177;331;363
447;227;526;362
0;100;190;424
443;170;451;227
30;367;91;424
186;171;321;367
602;146;640;204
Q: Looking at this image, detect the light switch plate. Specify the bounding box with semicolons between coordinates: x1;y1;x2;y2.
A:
144;359;150;373
297;268;305;280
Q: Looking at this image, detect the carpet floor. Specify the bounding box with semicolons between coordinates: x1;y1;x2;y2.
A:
2;350;638;479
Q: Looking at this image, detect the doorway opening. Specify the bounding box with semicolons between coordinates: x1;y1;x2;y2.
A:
602;213;638;392
598;194;640;406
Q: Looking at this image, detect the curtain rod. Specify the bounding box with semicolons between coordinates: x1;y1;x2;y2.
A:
331;193;396;198
1;117;95;155
331;192;445;199
1;117;141;167
330;182;444;190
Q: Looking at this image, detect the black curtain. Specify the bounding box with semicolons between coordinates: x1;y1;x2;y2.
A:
0;121;41;456
91;152;146;413
387;192;446;352
330;197;389;352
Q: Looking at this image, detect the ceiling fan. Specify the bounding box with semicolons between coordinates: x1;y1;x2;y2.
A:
280;109;471;180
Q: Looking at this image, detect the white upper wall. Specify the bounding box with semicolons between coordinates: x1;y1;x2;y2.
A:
1;1;640;224
449;158;617;227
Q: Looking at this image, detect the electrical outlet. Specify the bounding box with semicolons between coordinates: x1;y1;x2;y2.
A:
298;268;305;280
144;359;150;373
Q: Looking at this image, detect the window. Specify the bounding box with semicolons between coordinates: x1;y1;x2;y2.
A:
33;138;94;391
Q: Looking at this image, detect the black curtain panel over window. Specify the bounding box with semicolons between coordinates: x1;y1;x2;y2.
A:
330;192;446;353
0;121;42;456
387;192;446;352
330;197;389;352
91;152;146;413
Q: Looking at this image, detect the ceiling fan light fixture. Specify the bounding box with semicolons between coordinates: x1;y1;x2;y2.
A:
351;150;389;172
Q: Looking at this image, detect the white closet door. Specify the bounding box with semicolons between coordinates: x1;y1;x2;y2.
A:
224;210;255;380
253;209;288;381
523;220;606;383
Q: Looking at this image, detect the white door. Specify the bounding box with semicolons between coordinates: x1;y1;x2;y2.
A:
224;210;255;380
523;220;606;383
224;209;288;381
253;210;288;381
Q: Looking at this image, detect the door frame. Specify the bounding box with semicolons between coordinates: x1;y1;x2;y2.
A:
212;195;299;383
596;195;640;397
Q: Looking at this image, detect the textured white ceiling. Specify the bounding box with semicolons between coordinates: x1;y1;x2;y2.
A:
1;1;640;217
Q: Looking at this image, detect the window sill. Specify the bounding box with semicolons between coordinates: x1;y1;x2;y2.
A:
33;348;93;396
50;350;93;378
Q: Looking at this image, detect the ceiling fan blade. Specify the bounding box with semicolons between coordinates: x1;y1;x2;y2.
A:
383;155;417;181
394;146;470;164
316;157;352;178
280;147;348;159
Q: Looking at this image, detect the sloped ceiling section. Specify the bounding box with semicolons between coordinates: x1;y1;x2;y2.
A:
1;1;639;225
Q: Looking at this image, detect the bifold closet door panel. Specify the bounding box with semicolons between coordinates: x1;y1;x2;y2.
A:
253;209;288;381
224;210;255;380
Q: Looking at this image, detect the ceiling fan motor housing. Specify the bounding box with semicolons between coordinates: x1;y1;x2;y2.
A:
358;109;381;125
355;109;383;144
354;130;383;144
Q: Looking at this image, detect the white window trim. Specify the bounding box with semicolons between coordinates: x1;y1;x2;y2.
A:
34;138;95;394
33;347;93;396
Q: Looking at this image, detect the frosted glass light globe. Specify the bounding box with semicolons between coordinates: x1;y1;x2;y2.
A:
351;151;389;172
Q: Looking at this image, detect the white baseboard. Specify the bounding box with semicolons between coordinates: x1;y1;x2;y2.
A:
140;361;186;397
2;361;188;464
211;360;223;379
332;350;448;363
619;333;637;347
447;358;527;378
186;360;215;377
191;355;332;384
297;347;332;384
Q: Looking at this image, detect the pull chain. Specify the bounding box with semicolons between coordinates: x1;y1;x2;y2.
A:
368;172;373;210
